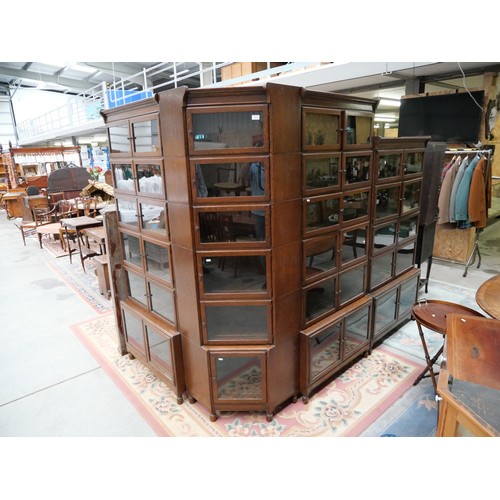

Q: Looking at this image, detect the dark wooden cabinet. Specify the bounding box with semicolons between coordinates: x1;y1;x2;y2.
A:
101;85;427;420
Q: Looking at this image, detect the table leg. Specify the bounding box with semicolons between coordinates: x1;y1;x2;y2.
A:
413;321;443;392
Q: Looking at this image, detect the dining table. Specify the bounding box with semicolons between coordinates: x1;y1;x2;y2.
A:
475;274;500;320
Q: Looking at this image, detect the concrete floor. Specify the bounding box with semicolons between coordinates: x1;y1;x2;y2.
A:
0;200;499;438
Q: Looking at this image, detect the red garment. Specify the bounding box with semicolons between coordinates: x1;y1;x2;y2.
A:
468;157;486;228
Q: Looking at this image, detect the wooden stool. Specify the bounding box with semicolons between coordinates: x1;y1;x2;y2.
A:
411;299;486;392
93;254;111;299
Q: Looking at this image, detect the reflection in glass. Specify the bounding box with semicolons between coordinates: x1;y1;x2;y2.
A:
403;151;424;175
192;111;264;150
373;223;397;251
108;124;130;154
378;153;401;179
202;256;266;293
310;324;341;380
345;154;371;185
137;164;164;196
195;161;266;199
139;202;167;234
376;186;400;219
132;119;160;153
123;308;145;354
114;164;134;191
205;305;268;341
306;276;336;322
402;182;421;213
344;305;371;357
303;111;339;148
341;228;366;264
305;197;340;231
122;233;142;267
215;356;262;400
343;191;369;222
125;269;147;306
146;325;173;381
199;211;264;243
399;215;418;240
117;197;138;227
305;156;339;191
345;115;372;145
370;252;394;289
374;289;398;335
145;241;170;281
305;234;336;279
396;243;415;274
149;280;176;324
339;265;365;306
399;276;419;316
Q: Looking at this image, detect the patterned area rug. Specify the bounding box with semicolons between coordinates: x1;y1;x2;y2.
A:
70;312;424;437
46;256;112;313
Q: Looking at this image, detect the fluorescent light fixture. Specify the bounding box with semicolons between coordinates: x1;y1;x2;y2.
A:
375;115;397;122
70;64;96;74
379;98;401;107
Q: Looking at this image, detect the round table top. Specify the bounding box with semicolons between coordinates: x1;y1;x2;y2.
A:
476;274;500;320
411;299;485;334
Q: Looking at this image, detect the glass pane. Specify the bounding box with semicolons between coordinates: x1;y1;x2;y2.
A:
149;281;176;324
125;269;147;306
122;308;145;354
108;124;130;154
199;210;266;243
344;154;371;186
399;215;418;241
305;196;340;231
373;223;397;251
304;156;340;191
145;325;173;380
402;181;421;214
132;119;160;153
215;356;262;400
122;233;142;267
342;191;369;222
137;164;164;196
114;164;135;192
310;323;341;380
117;197;139;228
345;114;372;145
195;161;265;199
205;305;268;341
305;276;336;322
396;242;415;274
303;111;339;148
344;304;371;357
145;241;170;281
399;276;419;316
403;151;424;175
192;111;264;150
370;252;394;289
202;255;266;293
376;186;400;219
339;265;365;306
340;227;366;265
140;202;167;234
374;289;398;335
377;153;401;179
305;234;336;279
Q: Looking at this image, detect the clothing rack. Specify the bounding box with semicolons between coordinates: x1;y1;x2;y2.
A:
440;148;493;277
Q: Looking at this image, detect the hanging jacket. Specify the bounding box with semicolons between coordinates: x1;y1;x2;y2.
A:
437;157;460;224
454;154;480;223
468;156;487;229
448;156;469;223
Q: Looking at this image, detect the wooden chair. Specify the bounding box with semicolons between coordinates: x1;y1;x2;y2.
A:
16;202;55;246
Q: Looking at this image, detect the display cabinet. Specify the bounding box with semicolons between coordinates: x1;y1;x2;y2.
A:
102;84;427;421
